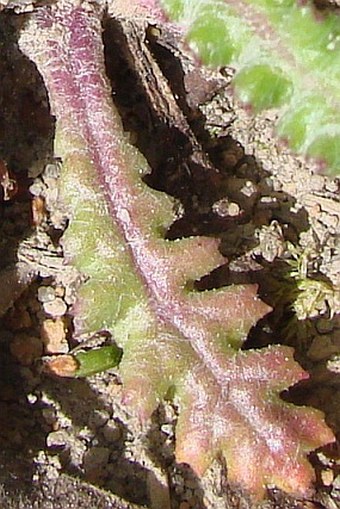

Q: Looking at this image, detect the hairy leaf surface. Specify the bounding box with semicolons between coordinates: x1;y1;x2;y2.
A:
156;0;340;175
20;2;334;499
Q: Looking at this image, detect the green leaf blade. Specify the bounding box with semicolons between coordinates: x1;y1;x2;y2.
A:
160;0;340;175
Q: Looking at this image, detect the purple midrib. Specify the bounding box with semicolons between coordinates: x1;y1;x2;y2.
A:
38;6;232;384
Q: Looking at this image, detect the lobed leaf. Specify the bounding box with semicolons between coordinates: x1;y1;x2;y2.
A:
20;2;335;499
157;0;340;175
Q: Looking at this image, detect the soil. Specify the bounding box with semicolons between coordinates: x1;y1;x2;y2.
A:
0;2;339;509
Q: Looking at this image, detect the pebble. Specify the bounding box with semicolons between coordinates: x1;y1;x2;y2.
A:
83;446;110;475
54;285;65;298
309;174;325;191
221;151;238;167
27;393;38;404
88;410;110;429
317;451;334;468
64;285;77;306
321;469;334;487
102;420;122;443
43;176;58;190
38;285;56;303
321;213;339;231
179;502;190;509
46;430;69;449
41;318;68;354
227;202;240;216
5;307;32;330
212;199;240;217
333;475;340;490
10;334;43;366
161;424;173;436
182;489;194;501
42;407;58;425
43;298;67;317
29;181;44;196
258;196;278;207
50;210;67;229
77;427;95;443
43;163;60;180
327;356;340;374
316;318;335;334
186;495;199;507
43;354;78;377
240;180;258;197
326;180;339;193
307;335;338;361
184;479;197;490
270;177;283;192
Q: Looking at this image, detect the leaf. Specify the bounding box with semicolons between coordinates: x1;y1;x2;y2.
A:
175;345;333;496
155;0;340;176
19;2;335;499
44;345;123;378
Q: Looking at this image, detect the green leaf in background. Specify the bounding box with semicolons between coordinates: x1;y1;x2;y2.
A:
160;0;340;175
